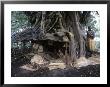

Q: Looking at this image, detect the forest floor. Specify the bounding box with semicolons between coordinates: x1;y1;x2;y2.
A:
11;53;100;77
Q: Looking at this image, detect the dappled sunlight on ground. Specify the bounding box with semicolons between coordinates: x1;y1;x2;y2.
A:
12;53;100;77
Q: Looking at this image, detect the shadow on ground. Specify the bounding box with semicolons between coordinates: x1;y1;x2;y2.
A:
12;62;100;77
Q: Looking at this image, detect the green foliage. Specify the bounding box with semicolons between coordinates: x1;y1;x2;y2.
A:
84;11;100;33
11;11;31;33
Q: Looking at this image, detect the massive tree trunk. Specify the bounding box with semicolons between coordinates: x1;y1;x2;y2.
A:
65;12;86;62
74;12;86;58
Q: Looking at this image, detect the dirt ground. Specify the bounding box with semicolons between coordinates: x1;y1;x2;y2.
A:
11;64;100;77
11;54;100;77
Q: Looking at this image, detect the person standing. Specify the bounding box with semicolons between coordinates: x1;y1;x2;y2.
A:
87;27;95;56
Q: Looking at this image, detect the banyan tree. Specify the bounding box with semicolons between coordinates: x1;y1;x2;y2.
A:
11;11;98;67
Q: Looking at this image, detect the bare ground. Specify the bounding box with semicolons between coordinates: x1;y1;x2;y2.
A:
11;55;100;77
